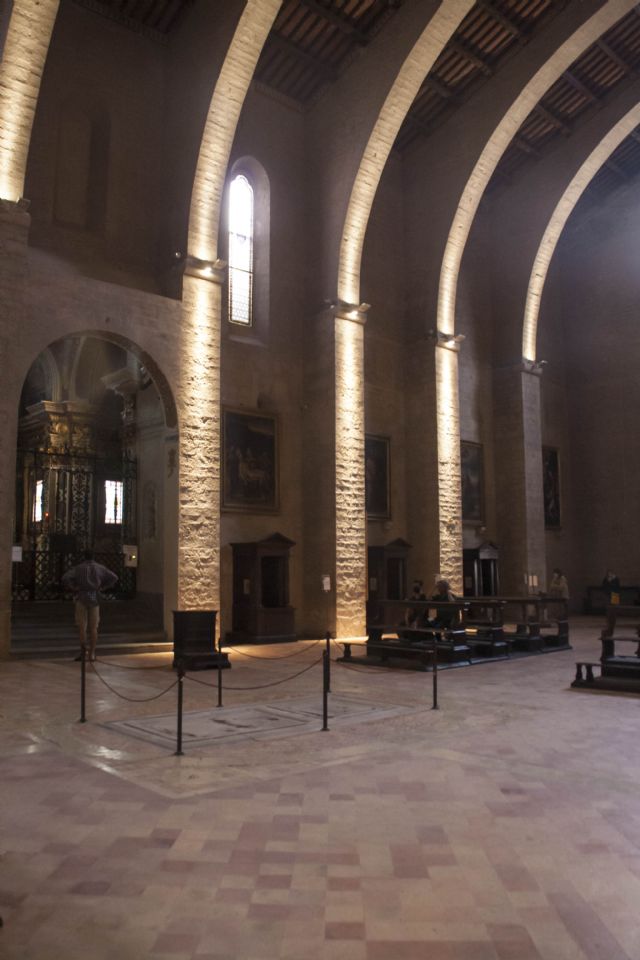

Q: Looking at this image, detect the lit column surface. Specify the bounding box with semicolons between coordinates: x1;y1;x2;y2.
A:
179;274;221;611
335;315;366;639
522;102;640;361
0;0;60;200
436;343;463;592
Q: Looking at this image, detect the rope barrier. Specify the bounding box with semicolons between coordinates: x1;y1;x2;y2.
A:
89;662;179;703
221;638;322;660
184;653;324;691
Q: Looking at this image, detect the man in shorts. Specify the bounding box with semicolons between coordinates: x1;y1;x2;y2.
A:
62;550;118;661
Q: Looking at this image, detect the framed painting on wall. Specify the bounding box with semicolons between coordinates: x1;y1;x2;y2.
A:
461;441;484;523
365;435;390;519
542;446;561;528
223;409;278;512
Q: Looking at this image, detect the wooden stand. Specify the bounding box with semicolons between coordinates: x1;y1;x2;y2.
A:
173;610;230;671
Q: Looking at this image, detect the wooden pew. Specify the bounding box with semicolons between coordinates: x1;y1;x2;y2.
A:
572;604;640;693
496;596;570;652
464;598;510;658
364;599;471;669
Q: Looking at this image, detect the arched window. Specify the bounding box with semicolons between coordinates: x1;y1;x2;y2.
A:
228;174;254;326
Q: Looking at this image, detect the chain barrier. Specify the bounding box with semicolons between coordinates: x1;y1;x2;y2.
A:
221;638;322;660
184;653;324;692
88;661;179;703
329;638;439;709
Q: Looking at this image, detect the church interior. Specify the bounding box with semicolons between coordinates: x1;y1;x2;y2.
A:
2;0;640;956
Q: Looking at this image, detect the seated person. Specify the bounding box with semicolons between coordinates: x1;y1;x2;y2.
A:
429;577;458;630
402;579;428;637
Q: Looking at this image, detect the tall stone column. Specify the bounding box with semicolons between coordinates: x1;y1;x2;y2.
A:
404;334;463;593
493;362;546;594
0;199;30;658
302;302;367;639
178;262;225;618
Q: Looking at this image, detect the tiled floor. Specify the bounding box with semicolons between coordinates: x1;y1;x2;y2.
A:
1;624;640;959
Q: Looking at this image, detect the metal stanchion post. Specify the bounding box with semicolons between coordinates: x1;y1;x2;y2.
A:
79;646;87;723
325;631;331;693
322;649;329;731
175;665;185;756
217;659;223;708
432;639;439;710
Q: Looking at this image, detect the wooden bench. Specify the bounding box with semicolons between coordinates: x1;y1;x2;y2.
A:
494;596;570;652
571;661;601;686
464;599;510;658
365;599;471;668
572;606;640;694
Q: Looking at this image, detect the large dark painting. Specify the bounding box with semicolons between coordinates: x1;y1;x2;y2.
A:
542;446;561;528
223;409;278;512
461;441;484;523
365;435;390;519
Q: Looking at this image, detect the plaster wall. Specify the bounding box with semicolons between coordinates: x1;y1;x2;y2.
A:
220;86;307;637
25;1;164;284
554;185;640;599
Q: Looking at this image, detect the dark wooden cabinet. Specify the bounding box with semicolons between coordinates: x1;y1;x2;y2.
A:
367;539;411;601
227;533;296;643
463;542;499;596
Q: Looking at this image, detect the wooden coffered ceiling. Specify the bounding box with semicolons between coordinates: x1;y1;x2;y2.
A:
71;0;640;203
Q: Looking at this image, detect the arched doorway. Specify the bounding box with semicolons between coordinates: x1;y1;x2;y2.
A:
12;334;176;655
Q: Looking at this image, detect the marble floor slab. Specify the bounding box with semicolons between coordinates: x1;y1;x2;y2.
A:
1;624;640;959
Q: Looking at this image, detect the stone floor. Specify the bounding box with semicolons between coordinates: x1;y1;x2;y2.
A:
1;622;640;959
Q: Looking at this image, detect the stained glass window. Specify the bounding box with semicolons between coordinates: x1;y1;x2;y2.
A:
104;480;123;525
33;480;43;523
228;174;254;325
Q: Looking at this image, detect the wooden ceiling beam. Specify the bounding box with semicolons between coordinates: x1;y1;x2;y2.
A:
423;75;455;99
562;69;599;103
449;39;493;77
267;31;338;81
475;0;522;39
532;102;571;135
513;135;539;157
596;38;637;77
297;0;367;43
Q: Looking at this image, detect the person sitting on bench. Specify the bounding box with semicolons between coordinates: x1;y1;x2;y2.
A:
404;579;427;629
429;577;457;629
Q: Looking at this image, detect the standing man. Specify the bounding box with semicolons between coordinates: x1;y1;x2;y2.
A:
62;550;118;661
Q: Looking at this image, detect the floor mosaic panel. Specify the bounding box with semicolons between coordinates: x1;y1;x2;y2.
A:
105;695;411;748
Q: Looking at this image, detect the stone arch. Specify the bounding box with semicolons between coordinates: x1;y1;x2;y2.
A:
0;0;60;200
187;0;281;262
336;0;473;306
522;103;640;362
437;0;637;337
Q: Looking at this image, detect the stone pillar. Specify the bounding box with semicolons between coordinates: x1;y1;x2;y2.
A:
0;199;30;658
404;334;463;593
302;302;367;639
178;261;225;619
335;306;367;639
493;362;546;594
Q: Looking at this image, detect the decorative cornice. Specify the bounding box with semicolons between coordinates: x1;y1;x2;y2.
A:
428;328;466;352
183;254;227;284
327;299;370;325
521;357;547;376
